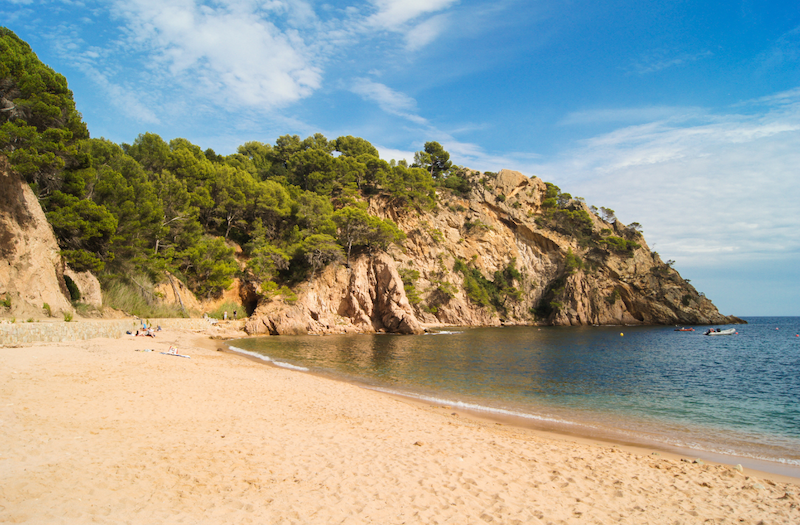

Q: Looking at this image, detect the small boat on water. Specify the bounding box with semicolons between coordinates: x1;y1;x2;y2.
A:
674;327;695;332
704;328;737;336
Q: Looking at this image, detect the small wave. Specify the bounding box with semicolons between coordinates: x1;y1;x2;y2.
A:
227;346;309;372
637;433;800;467
272;361;310;371
425;330;464;335
368;387;581;426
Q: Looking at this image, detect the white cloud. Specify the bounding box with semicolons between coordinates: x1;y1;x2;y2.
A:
528;92;800;270
109;0;322;110
375;145;415;164
404;14;450;51
365;0;458;50
85;68;161;125
630;49;713;75
351;78;428;124
560;106;705;126
367;0;459;29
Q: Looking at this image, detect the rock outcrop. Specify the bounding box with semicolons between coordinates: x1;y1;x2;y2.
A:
246;252;423;335
247;168;740;334
0;157;75;318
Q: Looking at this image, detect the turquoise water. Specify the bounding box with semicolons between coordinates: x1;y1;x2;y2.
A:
229;317;800;475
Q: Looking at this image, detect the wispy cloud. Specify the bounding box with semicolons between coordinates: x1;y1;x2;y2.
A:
630;49;713;75
366;0;459;29
365;0;459;50
528;92;800;269
757;24;800;70
109;0;322;110
560;106;705;126
350;78;428;125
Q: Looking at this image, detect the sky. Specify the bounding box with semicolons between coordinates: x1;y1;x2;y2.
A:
3;0;800;317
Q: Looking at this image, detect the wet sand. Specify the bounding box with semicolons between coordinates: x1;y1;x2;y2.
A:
1;328;798;524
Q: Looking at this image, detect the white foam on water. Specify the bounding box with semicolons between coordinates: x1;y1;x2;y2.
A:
367;386;800;469
368;387;582;427
228;346;310;372
425;331;464;335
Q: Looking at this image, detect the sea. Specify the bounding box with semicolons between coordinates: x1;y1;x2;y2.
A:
228;316;800;478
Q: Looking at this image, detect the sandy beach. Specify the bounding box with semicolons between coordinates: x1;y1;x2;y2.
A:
1;328;798;524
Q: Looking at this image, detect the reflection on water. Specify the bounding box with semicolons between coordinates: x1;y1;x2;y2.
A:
230;318;800;470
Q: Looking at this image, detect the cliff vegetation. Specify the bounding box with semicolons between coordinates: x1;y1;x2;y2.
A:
0;28;742;331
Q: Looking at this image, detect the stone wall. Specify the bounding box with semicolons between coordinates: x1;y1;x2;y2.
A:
0;318;217;346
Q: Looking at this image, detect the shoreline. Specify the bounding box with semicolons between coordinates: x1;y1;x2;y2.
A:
2;327;799;523
226;343;800;485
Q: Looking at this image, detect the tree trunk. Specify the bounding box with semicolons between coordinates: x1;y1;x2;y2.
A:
166;271;189;317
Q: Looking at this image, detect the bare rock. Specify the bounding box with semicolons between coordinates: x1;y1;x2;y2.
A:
63;267;103;308
246;253;423;335
0;157;73;318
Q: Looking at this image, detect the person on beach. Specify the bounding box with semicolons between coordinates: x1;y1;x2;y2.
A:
224;311;228;321
233;310;237;320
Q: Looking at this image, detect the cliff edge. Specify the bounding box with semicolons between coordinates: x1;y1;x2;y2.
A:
245;169;742;334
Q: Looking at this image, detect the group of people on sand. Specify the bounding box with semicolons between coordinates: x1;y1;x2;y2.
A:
134;322;160;338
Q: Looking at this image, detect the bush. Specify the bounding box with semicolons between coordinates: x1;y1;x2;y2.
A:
63;312;73;322
463;219;492;234
101;275;188;318
564;248;583;273
1;293;11;309
207;300;245;320
454;257;522;312
64;275;81;302
42;303;52;317
398;269;422;306
597;236;640;255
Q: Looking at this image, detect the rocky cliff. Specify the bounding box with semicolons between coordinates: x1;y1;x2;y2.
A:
0;157;77;318
246;252;423;335
246;169;741;335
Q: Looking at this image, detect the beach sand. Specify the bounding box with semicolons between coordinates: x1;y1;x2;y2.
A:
1;328;798;524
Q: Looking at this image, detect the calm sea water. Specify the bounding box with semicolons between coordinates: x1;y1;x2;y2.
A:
229;317;800;476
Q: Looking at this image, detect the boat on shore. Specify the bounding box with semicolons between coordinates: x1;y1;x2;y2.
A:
704;328;737;336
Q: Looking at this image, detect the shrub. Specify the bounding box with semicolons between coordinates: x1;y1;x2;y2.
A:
436;281;458;299
63;312;73;322
207;300;245;320
453;257;522;312
597;236;640;256
64;275;81;302
43;303;52;317
399;269;422;306
101;274;188;318
1;293;11;309
463;219;492;234
564;248;583;273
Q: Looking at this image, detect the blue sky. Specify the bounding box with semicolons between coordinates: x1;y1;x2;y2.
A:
3;0;800;317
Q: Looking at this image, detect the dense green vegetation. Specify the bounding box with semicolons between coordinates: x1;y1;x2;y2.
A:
453;257;522;314
1;28;645;321
1;28;494;314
